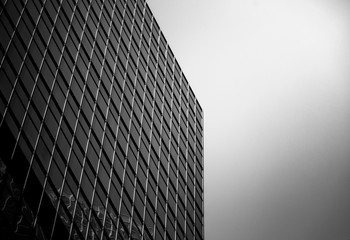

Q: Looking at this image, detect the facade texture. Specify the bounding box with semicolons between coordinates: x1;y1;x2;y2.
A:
0;0;204;240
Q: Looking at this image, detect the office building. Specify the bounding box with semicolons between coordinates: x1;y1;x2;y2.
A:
0;0;204;239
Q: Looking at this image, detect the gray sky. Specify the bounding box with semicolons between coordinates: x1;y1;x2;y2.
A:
147;0;350;239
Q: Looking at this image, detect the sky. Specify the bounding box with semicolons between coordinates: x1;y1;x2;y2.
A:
147;0;350;239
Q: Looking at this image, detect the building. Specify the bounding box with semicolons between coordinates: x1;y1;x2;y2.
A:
0;0;204;239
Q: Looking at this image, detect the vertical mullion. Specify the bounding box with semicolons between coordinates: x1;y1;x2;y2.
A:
100;0;130;237
0;0;9;16
193;95;200;239
110;0;136;237
127;2;151;239
174;69;183;239
0;0;31;74
135;2;156;239
124;0;144;238
165;45;177;240
195;101;204;239
162;39;173;240
115;2;142;239
83;0;108;236
169;48;181;240
92;0;120;238
184;76;192;239
179;71;188;238
142;11;158;239
152;24;168;240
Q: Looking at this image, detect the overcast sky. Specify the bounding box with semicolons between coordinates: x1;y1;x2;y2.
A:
147;0;350;239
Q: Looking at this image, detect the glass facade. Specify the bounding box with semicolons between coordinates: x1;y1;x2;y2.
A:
0;0;203;239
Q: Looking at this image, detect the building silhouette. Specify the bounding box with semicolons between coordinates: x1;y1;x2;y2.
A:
0;0;204;239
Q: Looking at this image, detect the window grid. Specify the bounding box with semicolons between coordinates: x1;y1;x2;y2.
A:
176;67;187;239
149;19;167;240
0;0;204;239
32;2;82;234
75;0;122;239
122;1;155;240
110;1;139;238
161;38;174;240
39;0;99;238
115;1;147;239
7;0;75;233
73;1;111;239
133;2;158;240
99;0;130;234
141;8;159;239
44;0;96;239
0;0;32;74
3;0;48;157
166;43;179;240
90;0;124;239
